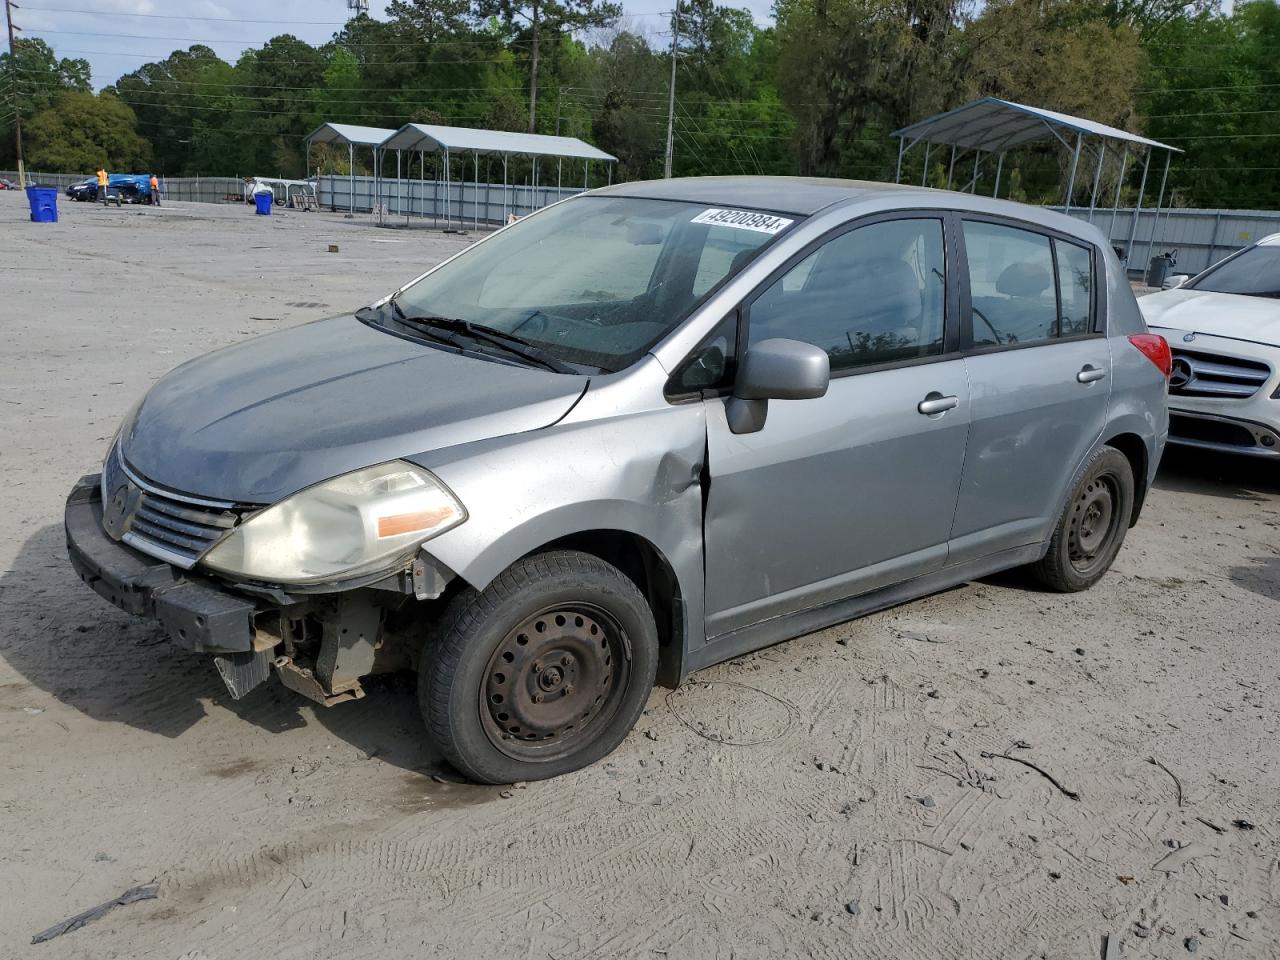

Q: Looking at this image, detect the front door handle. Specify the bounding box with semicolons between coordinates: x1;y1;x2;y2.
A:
1077;364;1107;384
917;392;959;416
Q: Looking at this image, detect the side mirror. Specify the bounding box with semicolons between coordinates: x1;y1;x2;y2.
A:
726;338;830;434
1163;274;1191;290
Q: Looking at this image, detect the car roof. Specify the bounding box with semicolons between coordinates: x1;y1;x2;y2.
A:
588;176;1103;243
591;176;929;216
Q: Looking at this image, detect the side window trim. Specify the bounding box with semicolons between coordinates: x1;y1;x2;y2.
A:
955;213;1104;354
1049;235;1064;339
663;308;741;402
1053;235;1102;337
739;209;961;380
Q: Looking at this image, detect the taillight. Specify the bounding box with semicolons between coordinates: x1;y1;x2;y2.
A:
1129;334;1172;378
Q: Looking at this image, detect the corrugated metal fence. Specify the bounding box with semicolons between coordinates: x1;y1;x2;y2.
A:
315;174;582;225
1049;205;1280;276
6;170;84;189
6;170;246;203
4;170;579;224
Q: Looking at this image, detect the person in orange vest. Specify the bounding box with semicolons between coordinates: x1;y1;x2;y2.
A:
149;173;160;207
96;166;108;205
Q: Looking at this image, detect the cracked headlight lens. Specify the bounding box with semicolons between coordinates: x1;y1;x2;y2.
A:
202;461;465;585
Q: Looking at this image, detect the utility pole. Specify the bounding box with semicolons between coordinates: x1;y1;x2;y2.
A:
4;0;24;187
663;1;680;179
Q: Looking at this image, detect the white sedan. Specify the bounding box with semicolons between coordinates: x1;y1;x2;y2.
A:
1140;233;1280;459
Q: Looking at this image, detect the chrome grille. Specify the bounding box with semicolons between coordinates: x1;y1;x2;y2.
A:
1169;349;1271;399
101;445;243;568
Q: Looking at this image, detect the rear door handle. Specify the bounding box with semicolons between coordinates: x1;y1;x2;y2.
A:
1077;364;1107;384
917;392;959;416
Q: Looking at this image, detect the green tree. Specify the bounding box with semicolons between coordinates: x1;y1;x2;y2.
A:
234;35;327;176
1139;1;1280;208
386;0;474;39
951;0;1144;202
775;0;959;176
586;30;667;179
473;0;621;132
109;45;231;175
0;38;91;168
316;47;364;125
25;91;149;172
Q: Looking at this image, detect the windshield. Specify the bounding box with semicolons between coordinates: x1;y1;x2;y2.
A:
386;196;795;372
1190;242;1280;298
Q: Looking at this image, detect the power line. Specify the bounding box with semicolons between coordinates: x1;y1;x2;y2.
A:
20;3;678;22
28;28;530;48
18;6;354;25
1135;80;1280;94
30;47;538;67
1143;107;1280;119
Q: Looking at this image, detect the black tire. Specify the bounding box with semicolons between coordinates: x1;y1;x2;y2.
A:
1032;446;1135;592
421;550;658;784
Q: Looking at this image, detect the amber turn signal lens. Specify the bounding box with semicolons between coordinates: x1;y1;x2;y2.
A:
377;508;455;539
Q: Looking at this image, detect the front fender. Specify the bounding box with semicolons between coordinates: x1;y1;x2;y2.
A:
411;403;709;679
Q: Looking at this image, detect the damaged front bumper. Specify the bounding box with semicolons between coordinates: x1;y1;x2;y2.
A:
64;473;278;697
65;474;430;705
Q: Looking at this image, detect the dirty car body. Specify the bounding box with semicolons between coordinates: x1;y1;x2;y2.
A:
65;177;1170;782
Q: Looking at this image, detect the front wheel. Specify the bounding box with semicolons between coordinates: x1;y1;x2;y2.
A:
421;550;658;783
1031;446;1135;592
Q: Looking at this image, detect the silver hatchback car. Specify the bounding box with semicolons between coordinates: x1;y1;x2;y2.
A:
65;177;1171;782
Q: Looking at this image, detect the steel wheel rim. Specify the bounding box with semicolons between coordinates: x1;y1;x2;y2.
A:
1067;473;1120;575
480;603;631;762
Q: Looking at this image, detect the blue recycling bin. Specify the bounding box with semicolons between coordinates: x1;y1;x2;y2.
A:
26;185;58;223
253;192;273;216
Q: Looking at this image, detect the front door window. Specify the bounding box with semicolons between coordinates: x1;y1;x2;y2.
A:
748;218;947;371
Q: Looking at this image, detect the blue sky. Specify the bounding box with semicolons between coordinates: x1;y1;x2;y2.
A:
14;0;775;90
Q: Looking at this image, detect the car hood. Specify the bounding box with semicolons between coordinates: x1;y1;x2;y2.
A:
121;316;588;504
1140;288;1280;347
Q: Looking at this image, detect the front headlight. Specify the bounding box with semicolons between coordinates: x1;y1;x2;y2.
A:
202;461;465;585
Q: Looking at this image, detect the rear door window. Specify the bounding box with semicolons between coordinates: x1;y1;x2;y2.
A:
963;221;1057;347
962;221;1096;347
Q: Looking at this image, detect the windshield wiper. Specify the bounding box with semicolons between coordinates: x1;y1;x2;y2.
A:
395;312;578;373
358;299;468;350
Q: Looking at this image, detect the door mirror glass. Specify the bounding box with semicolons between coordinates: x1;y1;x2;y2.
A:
734;338;830;401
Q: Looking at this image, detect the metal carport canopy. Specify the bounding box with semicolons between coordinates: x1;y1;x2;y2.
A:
304;122;397;148
380;123;616;161
892;98;1180;154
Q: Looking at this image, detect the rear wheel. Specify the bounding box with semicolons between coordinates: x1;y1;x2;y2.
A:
1032;446;1134;592
421;550;658;783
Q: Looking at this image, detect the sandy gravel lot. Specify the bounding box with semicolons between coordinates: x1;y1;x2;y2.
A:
1;193;1277;960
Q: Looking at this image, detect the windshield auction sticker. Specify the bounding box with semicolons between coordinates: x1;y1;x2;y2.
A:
691;208;794;235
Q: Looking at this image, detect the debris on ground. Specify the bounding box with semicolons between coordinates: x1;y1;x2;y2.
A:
1147;756;1184;806
1152;842;1217;873
980;750;1080;800
31;883;159;944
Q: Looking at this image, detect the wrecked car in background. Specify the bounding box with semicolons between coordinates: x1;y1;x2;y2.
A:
65;176;1170;784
